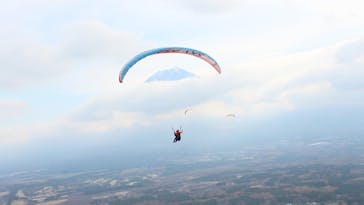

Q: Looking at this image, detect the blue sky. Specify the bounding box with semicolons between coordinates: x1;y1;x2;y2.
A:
1;0;364;169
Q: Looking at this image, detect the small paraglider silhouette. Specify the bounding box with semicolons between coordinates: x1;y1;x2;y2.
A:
184;108;192;115
226;113;236;118
172;127;183;143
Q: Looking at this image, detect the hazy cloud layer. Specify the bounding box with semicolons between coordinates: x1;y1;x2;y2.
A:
174;0;242;13
3;39;362;146
0;99;27;121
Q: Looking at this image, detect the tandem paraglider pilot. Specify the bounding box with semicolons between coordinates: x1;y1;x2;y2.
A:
173;128;183;143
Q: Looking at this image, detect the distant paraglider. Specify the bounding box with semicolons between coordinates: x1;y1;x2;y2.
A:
184;108;192;115
226;113;236;118
119;47;221;83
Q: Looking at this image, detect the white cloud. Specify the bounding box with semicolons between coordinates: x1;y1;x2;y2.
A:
0;128;29;145
277;81;333;108
187;100;239;118
173;0;242;13
61;111;149;135
0;39;66;88
0;99;27;121
0;122;53;145
0;20;149;89
60;21;146;60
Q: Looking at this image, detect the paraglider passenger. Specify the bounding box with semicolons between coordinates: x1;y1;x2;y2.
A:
173;128;183;143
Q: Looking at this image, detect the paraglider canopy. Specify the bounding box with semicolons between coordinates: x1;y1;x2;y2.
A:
119;47;221;83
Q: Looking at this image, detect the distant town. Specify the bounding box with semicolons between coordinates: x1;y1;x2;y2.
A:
1;136;364;205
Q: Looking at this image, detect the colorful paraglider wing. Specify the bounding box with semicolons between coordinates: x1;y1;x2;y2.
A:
119;47;221;83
